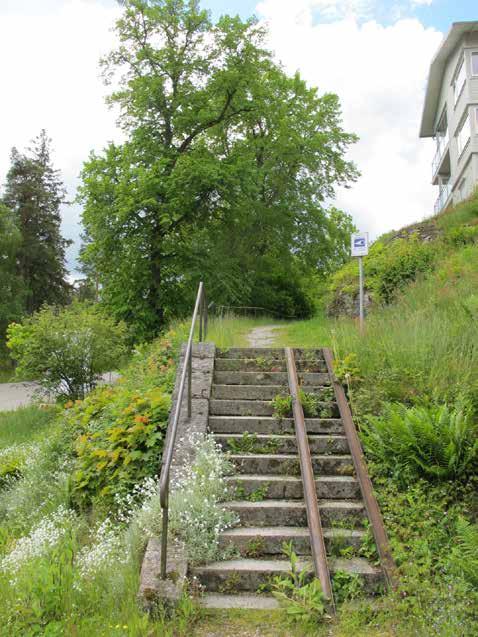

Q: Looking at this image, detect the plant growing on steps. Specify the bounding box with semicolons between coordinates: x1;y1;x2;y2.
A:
332;569;364;604
272;393;293;420
271;541;328;628
227;432;280;455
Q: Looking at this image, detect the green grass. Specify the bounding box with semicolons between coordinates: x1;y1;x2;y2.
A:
272;315;335;348
0;405;57;448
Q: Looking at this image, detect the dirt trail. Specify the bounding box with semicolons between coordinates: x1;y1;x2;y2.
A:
246;325;281;348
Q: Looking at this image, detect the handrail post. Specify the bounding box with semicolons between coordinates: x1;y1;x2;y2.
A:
187;346;192;419
160;497;169;579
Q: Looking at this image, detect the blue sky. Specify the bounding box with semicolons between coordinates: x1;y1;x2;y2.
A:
0;0;476;275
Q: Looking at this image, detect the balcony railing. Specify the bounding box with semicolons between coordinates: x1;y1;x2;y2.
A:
432;133;449;178
434;183;452;214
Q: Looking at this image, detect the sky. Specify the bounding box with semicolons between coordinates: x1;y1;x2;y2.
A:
0;0;476;276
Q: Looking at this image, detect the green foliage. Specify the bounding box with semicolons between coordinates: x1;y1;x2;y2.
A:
449;516;478;587
7;302;128;400
328;234;437;315
271;542;327;628
227;432;279;454
331;570;364;605
271;393;292;420
0;204;24;351
0;406;56;447
2;130;71;316
361;400;478;483
79;0;358;338
70;386;170;506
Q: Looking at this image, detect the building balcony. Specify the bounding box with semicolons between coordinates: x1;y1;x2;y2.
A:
434;183;452;214
432;136;450;183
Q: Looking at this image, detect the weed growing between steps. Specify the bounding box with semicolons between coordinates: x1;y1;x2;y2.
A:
271;542;328;630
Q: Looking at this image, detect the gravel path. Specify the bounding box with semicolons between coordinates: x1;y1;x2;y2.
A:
246;325;281;348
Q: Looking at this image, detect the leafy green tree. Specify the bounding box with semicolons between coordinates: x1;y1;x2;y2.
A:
79;0;358;337
7;303;128;400
3;130;72;314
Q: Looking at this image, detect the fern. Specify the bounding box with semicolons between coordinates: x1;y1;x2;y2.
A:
361;399;478;483
450;517;478;587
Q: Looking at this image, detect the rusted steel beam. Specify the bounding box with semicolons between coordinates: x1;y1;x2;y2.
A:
322;347;398;590
285;348;335;609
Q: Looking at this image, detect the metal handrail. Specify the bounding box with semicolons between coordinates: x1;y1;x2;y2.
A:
159;282;208;579
285;348;335;610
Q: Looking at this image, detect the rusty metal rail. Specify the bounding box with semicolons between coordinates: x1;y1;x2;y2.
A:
159;282;208;579
322;347;397;590
285;348;335;609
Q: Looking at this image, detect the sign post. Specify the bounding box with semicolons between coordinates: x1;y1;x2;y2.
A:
351;232;369;333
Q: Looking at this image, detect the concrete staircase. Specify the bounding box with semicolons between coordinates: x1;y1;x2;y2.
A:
191;347;383;609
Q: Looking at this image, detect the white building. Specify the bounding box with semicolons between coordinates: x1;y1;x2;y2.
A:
420;21;478;213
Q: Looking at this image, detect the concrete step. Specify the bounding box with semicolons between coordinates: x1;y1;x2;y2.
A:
213;371;330;386
211;384;334;401
208;416;344;435
217;348;286;359
230;454;355;476
216;433;349;455
199;593;280;610
210;399;338;418
226;474;360;500
219;526;365;556
191;557;382;594
217;348;325;360
226;500;366;527
214;358;328;373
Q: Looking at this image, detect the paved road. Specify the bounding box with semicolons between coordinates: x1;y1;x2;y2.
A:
0;382;43;411
0;372;120;412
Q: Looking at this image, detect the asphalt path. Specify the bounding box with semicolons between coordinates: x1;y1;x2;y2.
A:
0;372;120;412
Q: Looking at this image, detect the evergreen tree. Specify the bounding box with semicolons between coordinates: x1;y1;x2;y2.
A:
3;131;72;313
0;203;24;354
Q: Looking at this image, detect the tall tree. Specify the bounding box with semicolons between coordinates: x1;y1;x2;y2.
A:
3;131;72;313
79;0;358;339
0;203;24;352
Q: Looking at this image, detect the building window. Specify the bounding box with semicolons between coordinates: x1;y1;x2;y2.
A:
456;112;471;157
454;59;466;104
472;52;478;76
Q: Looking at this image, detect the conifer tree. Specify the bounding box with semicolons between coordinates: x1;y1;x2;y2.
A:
3;130;72;313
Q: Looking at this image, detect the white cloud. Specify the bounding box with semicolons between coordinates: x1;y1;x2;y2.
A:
0;0;443;274
0;0;121;272
256;0;443;237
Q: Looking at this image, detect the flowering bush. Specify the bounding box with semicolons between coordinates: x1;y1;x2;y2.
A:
168;434;238;564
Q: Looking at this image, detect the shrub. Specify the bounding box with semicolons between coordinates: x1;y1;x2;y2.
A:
361;400;478;483
70;386;171;506
7;302;128;400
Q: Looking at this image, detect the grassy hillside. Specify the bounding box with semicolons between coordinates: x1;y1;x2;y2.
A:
272;194;478;635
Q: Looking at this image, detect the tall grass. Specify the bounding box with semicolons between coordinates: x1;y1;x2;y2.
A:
0;406;56;448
